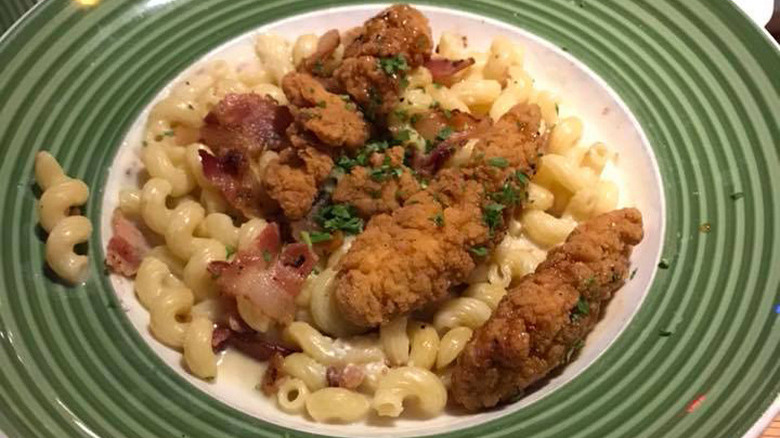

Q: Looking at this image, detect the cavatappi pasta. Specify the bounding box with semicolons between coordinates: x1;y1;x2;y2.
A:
98;22;624;425
34;152;93;284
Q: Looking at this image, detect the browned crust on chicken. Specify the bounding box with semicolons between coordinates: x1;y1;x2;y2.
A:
282;72;369;149
262;147;333;220
450;208;644;410
333;103;546;327
332;146;421;217
343;4;433;68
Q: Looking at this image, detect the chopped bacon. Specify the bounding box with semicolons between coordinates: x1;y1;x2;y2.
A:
105;210;150;277
230;331;299;361
300;29;341;75
211;326;232;352
210;223;317;324
409;110;492;176
199;149;266;218
424;57;475;85
200;93;293;157
261;353;286;396
326;364;365;390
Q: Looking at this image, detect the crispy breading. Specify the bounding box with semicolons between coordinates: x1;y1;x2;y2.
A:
262;147;333;220
450;208;644;410
282;72;369;149
332;146;421;217
334;103;546;327
343;4;433;68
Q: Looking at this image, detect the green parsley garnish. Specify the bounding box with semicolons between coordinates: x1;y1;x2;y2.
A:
378;54;409;76
490;182;522;206
394;129;411;143
162;130;175;137
315;204;364;235
515;171;529;185
410;113;422;124
488;157;509;168
469;246;488;257
630;268;638;280
482;203;505;232
430;212;444;227
571;296;590;321
316;101;327;108
658;258;670;269
393;109;409;122
369;156;403;182
436;126;453;143
442;108;452;119
565;339;585;363
262;250;272;263
581;276;597;291
313;60;325;75
225;246;236;258
309;231;332;244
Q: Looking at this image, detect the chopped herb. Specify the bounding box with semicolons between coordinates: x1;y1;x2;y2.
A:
482;203;505;232
142;140;148;147
490;182;521;206
698;222;711;233
225;246;236;258
162;130;175;137
313;60;325;75
515;171;529;185
300;231;313;247
730;192;744;200
433;83;443;89
410;113;422;124
187;104;194;110
340;94;351;102
378;54;409;76
565;339;585;363
314;203;364;235
429;101;441;110
393;109;409;122
424;139;435;153
316;101;327;108
419;179;429;189
394;129;411;143
488;157;509;168
369;156;403;182
469;246;488;257
399;76;410;89
262;250;272;263
555;103;559;114
436;126;453;142
659;329;673;337
658;258;670;269
571;296;590;322
582;276;596;291
442;108;452;119
630;268;638;280
430;212;445;227
309;231;333;244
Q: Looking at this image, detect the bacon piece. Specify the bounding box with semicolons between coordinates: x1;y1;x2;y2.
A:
424;57;475;85
200;93;293;157
199;149;266;218
210;223;317;324
261;353;286;396
105;210;150;277
211;326;232;352
409;110;491;176
326;364;365;390
229;332;298;361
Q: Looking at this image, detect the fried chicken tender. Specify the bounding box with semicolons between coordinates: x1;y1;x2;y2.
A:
262;147;333;220
282;72;369;149
334;103;546;327
343;4;433;68
450;208;644;410
332;146;421;217
334;5;433;119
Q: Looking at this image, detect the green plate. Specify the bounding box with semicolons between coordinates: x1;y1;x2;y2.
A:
0;1;778;437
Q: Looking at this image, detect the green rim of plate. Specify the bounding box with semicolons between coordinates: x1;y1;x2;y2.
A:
0;1;778;437
0;0;37;34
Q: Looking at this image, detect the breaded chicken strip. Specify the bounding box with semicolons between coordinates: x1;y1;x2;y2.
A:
262;147;333;220
335;5;433;119
282;72;369;149
450;208;644;410
332;146;421;217
334;103;546;327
